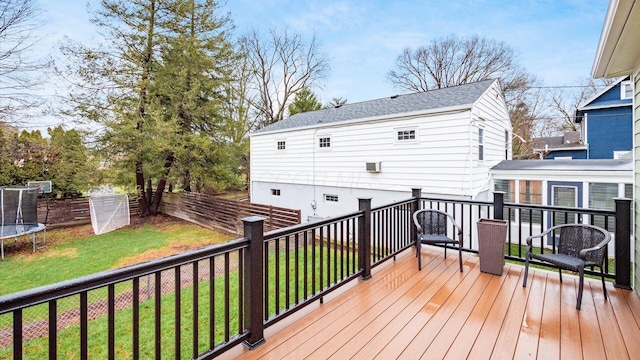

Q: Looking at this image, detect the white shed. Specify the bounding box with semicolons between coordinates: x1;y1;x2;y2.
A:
250;79;511;221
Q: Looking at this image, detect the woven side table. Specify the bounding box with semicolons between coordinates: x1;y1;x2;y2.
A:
477;219;508;275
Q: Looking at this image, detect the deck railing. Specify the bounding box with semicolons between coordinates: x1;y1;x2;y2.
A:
0;191;632;359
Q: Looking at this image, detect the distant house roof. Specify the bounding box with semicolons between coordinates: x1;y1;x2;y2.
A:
532;131;585;152
491;159;632;172
253;79;498;134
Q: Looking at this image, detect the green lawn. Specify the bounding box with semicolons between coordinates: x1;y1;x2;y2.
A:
0;221;230;296
0;228;357;359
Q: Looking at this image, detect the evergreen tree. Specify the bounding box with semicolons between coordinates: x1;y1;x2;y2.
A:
59;0;239;215
288;88;322;116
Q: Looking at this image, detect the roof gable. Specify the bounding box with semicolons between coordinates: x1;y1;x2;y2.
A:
253;79;498;135
578;76;632;111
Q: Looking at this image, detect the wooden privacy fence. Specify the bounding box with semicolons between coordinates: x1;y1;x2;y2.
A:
159;192;301;234
37;197;139;229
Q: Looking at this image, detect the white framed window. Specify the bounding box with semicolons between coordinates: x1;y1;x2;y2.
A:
324;194;338;202
271;189;281;196
277;140;286;150
589;183;618;210
319;137;331;148
478;127;484;161
621;81;633;100
397;129;416;141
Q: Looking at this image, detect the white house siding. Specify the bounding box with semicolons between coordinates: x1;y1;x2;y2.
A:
471;81;512;198
251;81;510;221
251;111;475;219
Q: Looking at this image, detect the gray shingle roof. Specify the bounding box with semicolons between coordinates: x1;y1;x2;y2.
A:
491;159;632;172
253;79;497;134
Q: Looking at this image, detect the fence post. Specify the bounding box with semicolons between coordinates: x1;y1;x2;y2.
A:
411;188;422;247
242;216;266;349
614;198;632;290
493;192;505;220
358;198;372;280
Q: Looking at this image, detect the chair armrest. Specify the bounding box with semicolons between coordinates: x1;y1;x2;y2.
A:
578;232;612;259
525;227;554;246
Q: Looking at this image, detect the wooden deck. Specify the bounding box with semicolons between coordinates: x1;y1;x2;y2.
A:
225;247;640;359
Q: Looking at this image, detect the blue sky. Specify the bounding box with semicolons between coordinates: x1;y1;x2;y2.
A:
34;0;609;128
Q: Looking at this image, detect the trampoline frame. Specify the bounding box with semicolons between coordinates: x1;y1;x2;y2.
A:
0;223;46;260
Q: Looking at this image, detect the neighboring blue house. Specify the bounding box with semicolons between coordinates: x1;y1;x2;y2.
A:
533;77;633;160
575;76;633;159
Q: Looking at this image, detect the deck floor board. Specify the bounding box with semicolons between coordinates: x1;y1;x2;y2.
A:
225;248;640;360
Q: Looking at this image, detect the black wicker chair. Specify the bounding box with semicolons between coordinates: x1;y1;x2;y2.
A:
413;209;463;272
523;223;611;310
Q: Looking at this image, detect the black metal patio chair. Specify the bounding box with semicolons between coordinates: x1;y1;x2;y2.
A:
413;208;463;272
522;223;611;310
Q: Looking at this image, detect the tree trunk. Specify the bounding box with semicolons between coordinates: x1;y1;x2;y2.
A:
136;161;150;217
149;153;175;215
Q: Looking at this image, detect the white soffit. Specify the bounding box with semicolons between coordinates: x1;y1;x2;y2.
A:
592;0;640;78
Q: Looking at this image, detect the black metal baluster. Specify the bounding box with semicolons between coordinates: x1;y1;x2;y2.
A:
108;284;115;360
209;257;215;348
286;235;291;309
193;262;199;358
80;291;88;360
275;237;280;314
132;278;140;360
13;309;22;360
49;300;57;360
155;272;161;360
224;252;230;342
175;267;181;360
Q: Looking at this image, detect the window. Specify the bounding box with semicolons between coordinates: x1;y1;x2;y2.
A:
478;128;484;161
271;189;281;196
621;81;633;100
324;194;338;202
589;183;617;210
505;130;509;159
397;129;416;141
519;180;542;224
589;183;618;230
277;141;286;150
625;183;632;199
319;137;331;148
493;179;513;202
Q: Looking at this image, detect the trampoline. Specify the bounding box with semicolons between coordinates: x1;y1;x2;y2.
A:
0;187;46;260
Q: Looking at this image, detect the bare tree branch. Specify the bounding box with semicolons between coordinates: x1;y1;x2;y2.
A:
240;27;330;129
0;0;51;124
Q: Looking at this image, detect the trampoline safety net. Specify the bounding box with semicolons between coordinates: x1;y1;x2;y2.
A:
0;187;39;235
89;194;131;235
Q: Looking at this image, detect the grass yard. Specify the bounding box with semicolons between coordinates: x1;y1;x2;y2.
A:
0;216;232;296
0;229;358;359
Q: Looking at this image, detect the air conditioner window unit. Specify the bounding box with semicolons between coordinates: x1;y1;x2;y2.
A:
366;162;381;172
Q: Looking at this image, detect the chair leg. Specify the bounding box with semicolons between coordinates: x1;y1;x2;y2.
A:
558;268;563;283
523;254;529;288
417;242;422;270
444;246;447;259
576;267;584;310
600;266;608;300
